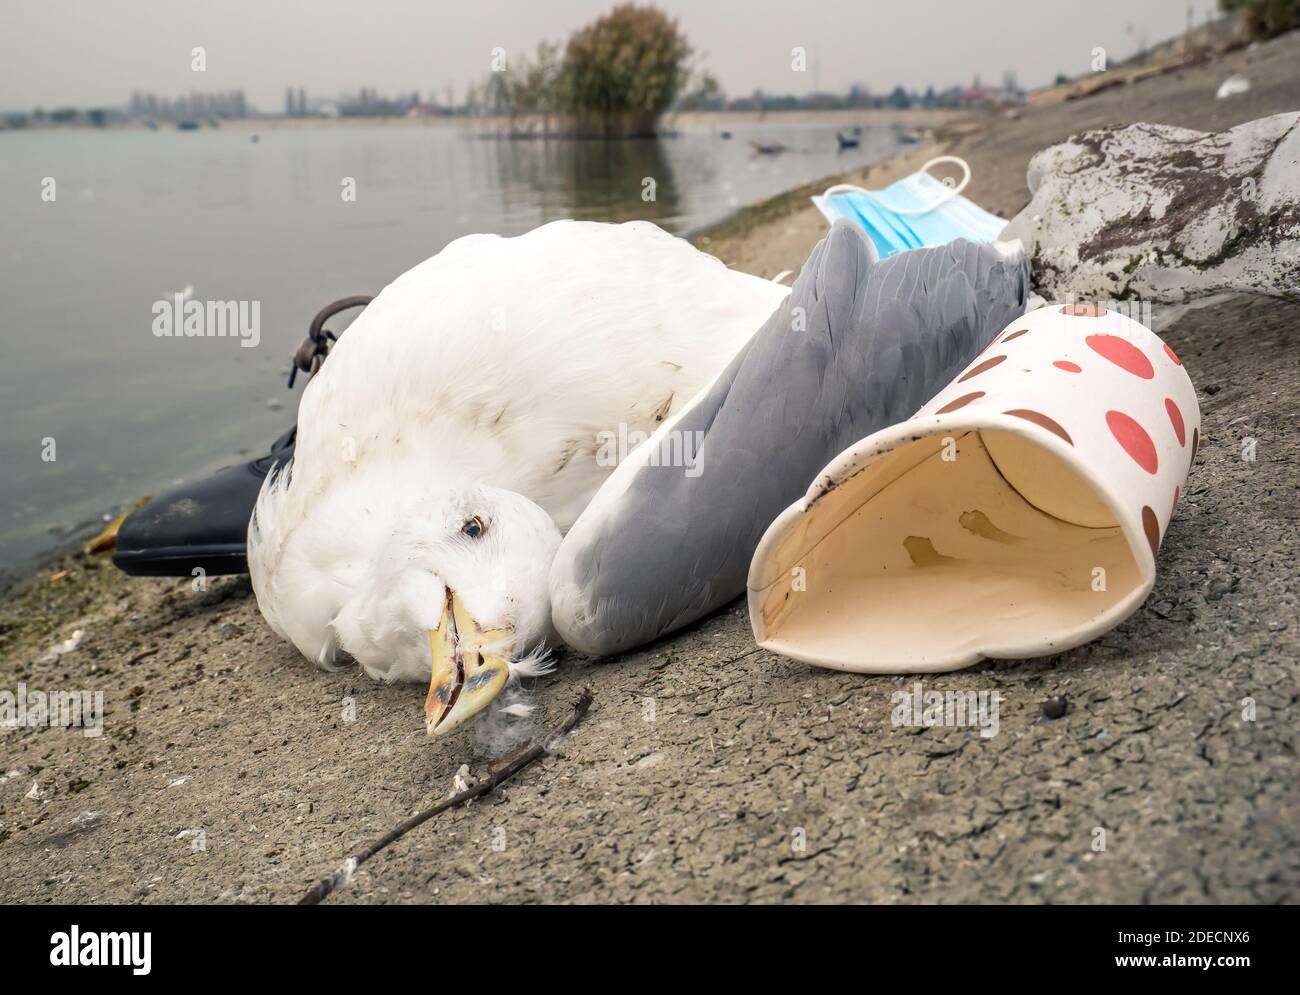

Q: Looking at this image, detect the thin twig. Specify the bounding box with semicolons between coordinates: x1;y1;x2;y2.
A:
297;689;593;905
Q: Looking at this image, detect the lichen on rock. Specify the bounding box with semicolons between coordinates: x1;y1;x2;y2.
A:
1002;112;1300;303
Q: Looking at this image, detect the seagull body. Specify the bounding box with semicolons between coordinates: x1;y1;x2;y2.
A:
248;220;787;732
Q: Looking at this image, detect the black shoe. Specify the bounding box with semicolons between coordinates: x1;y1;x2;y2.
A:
111;295;373;579
111;428;295;577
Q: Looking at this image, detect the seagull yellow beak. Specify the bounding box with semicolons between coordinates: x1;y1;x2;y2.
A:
423;589;513;737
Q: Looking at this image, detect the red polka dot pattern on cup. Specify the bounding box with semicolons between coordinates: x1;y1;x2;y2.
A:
1141;506;1160;558
1087;334;1154;379
958;355;1006;382
935;391;985;413
1106;410;1158;474
1165;398;1185;446
1060;303;1107;317
1005;409;1073;445
931;306;1198;586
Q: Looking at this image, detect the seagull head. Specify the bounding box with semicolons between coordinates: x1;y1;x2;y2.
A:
323;481;563;736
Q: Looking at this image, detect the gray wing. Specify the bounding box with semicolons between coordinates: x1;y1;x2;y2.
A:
550;220;1030;656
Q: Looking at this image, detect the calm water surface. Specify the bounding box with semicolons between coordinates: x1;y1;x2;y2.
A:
0;119;899;567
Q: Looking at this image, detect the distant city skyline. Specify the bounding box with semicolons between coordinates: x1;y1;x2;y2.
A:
109;70;1024;125
1;0;1219;112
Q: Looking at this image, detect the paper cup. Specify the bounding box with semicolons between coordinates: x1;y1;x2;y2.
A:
747;303;1200;672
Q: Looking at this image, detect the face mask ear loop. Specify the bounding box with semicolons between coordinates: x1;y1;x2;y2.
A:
822;155;972;217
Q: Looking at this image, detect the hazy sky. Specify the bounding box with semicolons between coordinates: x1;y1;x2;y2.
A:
1;0;1217;111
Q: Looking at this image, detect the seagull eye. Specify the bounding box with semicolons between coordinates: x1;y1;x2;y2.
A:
460;515;487;539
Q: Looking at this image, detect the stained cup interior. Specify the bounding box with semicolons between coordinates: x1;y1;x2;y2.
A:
751;428;1145;671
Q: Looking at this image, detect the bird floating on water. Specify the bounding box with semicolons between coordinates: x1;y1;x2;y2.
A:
248;220;788;735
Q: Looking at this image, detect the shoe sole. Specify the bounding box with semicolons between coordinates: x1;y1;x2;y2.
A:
112;543;248;577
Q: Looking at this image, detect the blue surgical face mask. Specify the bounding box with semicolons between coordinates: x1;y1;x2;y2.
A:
813;157;1007;259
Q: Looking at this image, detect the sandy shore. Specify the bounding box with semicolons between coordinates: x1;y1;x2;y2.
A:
1;30;1297;904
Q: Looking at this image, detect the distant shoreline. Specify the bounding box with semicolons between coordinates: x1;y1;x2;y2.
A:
3;106;965;134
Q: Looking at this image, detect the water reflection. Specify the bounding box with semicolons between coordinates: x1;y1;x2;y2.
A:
491;137;686;226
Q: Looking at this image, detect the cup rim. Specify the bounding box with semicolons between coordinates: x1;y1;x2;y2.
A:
746;410;1158;672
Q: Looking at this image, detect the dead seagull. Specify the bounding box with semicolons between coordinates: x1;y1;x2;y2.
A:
247;220;788;735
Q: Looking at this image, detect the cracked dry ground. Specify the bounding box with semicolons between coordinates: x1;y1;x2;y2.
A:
0;289;1295;904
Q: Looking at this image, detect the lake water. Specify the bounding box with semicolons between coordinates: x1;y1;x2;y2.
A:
0;118;900;569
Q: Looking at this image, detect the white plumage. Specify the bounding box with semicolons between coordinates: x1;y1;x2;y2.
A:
248;220;787;729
